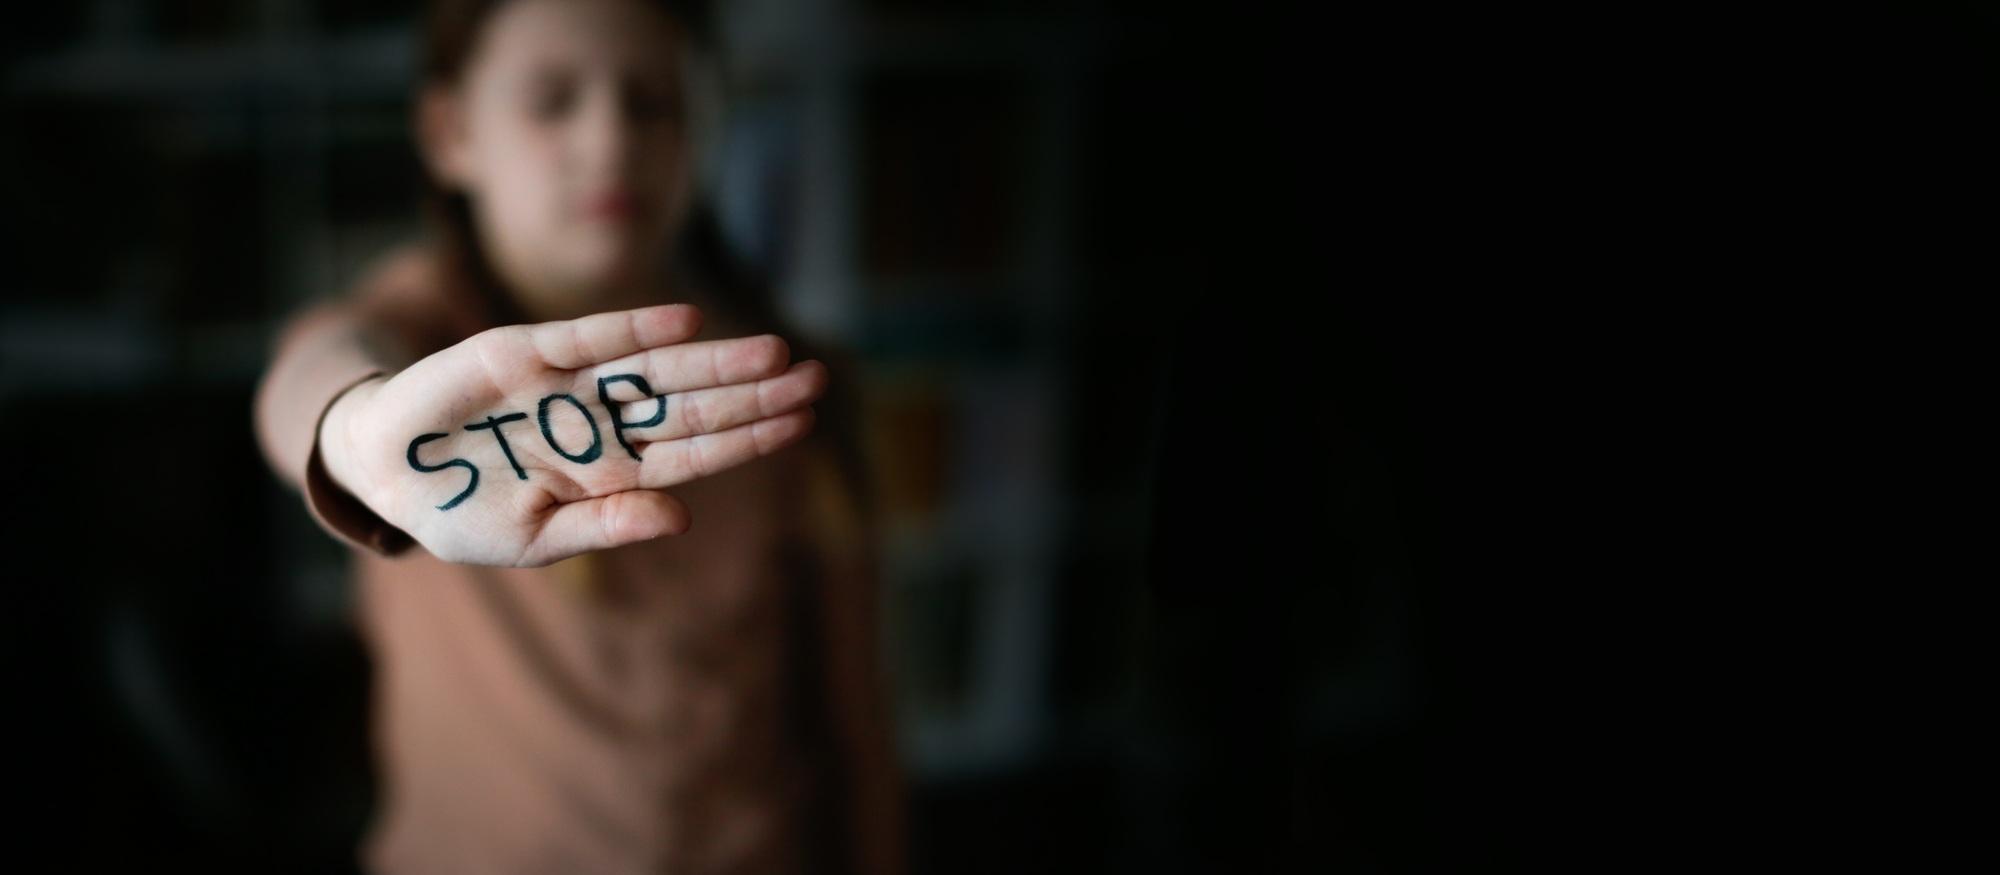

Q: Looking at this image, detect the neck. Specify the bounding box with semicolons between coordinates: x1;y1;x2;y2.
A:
514;268;681;324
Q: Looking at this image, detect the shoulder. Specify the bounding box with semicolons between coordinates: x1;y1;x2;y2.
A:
348;243;443;319
356;242;436;291
345;242;489;355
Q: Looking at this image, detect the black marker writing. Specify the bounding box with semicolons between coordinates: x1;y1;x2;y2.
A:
598;373;668;461
463;412;531;480
407;432;478;510
409;373;687;512
537;393;603;464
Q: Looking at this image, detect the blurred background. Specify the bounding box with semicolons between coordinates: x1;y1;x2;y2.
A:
0;0;1625;872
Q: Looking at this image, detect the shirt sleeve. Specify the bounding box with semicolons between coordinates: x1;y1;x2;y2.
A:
301;369;417;558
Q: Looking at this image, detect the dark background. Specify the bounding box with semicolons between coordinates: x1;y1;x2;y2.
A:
7;1;1998;872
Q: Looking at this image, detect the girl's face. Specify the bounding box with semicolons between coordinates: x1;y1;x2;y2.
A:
425;0;692;318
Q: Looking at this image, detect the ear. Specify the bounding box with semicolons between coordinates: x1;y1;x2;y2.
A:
415;83;475;192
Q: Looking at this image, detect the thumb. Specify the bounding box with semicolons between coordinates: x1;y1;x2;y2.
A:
519;489;691;566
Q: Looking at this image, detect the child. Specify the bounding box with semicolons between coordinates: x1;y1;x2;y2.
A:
251;1;904;872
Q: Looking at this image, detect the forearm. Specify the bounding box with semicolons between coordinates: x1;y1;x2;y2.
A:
252;301;407;493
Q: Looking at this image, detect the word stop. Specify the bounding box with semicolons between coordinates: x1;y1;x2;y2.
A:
407;373;667;510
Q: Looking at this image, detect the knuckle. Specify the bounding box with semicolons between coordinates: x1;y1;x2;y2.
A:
677;440;707;481
597;497;618;540
684;394;716;434
475;325;518;348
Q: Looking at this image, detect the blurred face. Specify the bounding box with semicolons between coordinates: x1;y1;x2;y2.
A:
426;0;691;318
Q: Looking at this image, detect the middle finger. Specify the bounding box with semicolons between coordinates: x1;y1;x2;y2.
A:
605;359;827;445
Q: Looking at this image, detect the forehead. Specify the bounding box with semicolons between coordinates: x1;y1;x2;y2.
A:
468;0;684;80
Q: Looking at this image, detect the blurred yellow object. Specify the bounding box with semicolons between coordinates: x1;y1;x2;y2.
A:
863;377;951;527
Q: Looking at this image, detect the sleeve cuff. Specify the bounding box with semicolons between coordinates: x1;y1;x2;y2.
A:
303;370;416;558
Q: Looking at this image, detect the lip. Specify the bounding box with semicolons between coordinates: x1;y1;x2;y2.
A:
581;191;642;222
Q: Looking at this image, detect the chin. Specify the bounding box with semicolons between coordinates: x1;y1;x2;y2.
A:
553;260;654;308
573;236;656;282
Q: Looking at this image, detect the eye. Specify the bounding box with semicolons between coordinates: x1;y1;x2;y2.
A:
525;77;577;122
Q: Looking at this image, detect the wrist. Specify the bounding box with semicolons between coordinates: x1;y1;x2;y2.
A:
320;373;388;505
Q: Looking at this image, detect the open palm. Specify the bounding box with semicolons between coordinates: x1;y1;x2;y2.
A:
324;303;825;566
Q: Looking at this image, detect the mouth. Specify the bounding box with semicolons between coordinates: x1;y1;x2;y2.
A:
580;191;645;223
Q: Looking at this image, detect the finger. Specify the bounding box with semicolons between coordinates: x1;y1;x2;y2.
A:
577;333;790;397
524;304;703;370
636;407;817;490
519;489;690;566
610;360;827;445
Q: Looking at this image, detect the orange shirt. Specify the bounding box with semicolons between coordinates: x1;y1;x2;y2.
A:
261;248;864;875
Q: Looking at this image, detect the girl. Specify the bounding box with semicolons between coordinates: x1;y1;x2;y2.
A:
251;1;904;872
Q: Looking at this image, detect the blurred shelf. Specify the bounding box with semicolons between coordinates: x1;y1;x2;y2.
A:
853;13;1091;73
852;289;1037;362
718;5;1093;79
5;24;414;100
0;313;275;396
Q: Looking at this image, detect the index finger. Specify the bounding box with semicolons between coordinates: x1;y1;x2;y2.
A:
524;304;703;370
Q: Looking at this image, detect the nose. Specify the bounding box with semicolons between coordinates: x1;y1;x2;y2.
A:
575;83;636;184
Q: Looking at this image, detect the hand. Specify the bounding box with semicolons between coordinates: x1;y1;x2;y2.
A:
319;303;826;566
